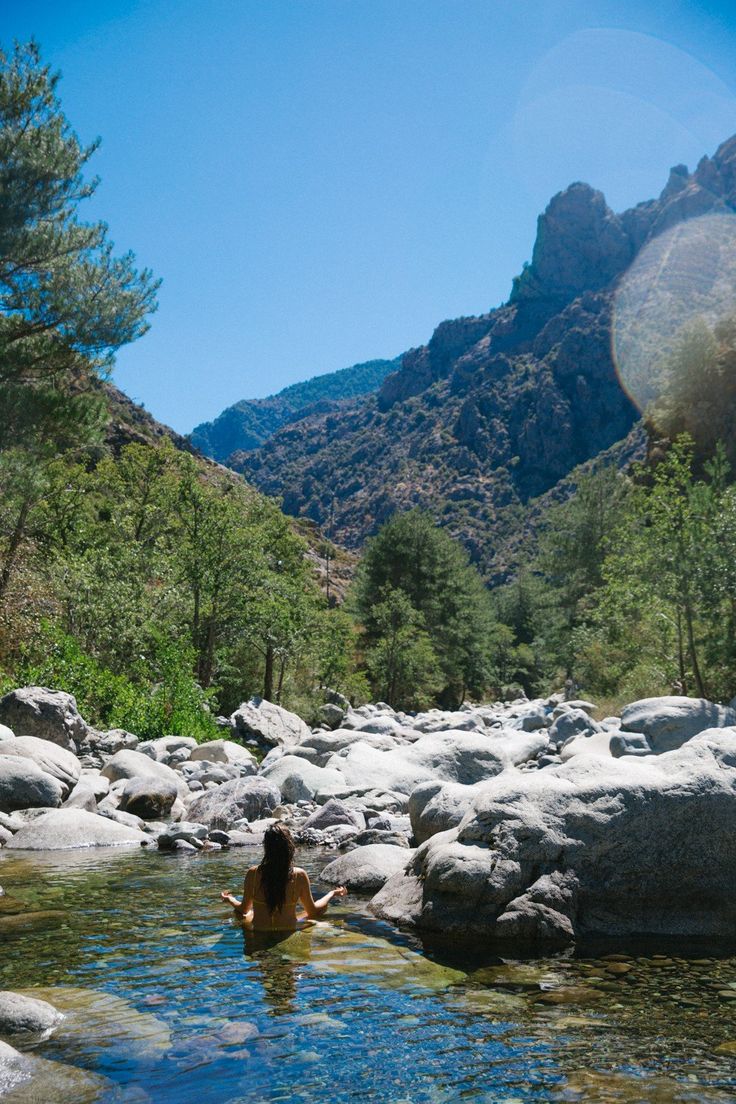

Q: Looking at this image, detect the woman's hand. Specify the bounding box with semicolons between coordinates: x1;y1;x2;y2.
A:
331;886;348;898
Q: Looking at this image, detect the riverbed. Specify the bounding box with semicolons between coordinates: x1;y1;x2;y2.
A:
1;846;735;1103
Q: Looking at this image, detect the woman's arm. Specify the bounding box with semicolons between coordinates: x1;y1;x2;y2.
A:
221;868;256;921
297;869;347;919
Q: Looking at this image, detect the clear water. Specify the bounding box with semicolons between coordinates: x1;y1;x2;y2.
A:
2;846;736;1103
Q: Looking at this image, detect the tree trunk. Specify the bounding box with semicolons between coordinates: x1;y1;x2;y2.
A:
264;642;274;701
276;656;286;704
683;594;706;698
675;607;687;694
0;495;32;603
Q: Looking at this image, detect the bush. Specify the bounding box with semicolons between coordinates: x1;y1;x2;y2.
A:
5;623;218;740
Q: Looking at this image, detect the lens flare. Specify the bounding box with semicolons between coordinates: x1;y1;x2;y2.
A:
612;212;736;419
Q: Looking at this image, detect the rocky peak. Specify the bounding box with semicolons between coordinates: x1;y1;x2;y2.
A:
510;182;633;307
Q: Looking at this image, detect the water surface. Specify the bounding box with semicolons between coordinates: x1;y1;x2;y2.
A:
2;847;736;1103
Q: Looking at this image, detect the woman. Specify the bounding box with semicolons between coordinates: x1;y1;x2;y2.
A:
221;822;347;930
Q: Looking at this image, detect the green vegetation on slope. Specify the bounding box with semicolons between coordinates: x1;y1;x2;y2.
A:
0;41;364;735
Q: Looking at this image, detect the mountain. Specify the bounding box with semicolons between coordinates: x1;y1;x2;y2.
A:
101;381;357;601
189;357;400;462
231;135;736;580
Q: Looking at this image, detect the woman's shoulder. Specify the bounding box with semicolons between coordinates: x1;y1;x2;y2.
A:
293;866;308;879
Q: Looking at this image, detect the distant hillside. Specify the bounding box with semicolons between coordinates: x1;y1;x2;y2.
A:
189;357;400;461
233;134;736;581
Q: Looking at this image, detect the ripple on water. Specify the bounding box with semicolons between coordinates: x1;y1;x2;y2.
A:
1;848;736;1102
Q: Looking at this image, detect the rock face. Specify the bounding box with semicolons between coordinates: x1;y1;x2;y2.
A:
0;756;64;813
0;688;89;751
510;183;633;305
5;809;148;850
371;730;736;943
186;777;280;829
321;844;414;893
230;697;311;748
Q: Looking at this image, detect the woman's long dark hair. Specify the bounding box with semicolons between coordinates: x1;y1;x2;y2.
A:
258;823;295;913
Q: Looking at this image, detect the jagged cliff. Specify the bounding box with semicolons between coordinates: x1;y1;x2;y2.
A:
229;135;736;579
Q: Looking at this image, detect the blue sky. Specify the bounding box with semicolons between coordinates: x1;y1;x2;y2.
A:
3;0;736;433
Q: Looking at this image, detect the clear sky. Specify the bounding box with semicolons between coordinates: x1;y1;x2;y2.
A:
3;0;736;433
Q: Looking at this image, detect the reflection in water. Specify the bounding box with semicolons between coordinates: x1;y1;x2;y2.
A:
2;849;736;1104
241;927;311;1016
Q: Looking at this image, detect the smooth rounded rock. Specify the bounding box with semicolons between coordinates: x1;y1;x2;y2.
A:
5;808;148;850
0;756;64;813
186;776;280;829
0;990;64;1035
118;776;178;819
0;736;81;797
189;739;257;771
321;843;414;893
100;750;188;797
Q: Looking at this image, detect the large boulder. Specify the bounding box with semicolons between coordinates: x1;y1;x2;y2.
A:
0;991;63;1035
186;776;280;829
371;730;736;944
321;844;414;893
621;695;736;752
326;729;546;799
138;735;197;762
409;780;482;843
0;687;90;751
5;808;148;850
100;750;187;797
189;739;257;772
0;756;64;813
230;697;311;748
117;776;178;820
88;729;139;756
302;799;364;832
260;755;348;803
0;736;81;798
299;728;399;764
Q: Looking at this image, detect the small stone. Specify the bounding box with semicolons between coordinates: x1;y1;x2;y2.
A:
534;986;607;1006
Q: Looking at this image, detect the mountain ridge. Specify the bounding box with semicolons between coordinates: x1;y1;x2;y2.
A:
189;357;400;462
227;133;736;579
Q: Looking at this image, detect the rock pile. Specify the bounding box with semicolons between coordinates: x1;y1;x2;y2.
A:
2;684;736;945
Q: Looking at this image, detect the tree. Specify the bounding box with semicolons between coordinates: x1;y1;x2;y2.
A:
352;510;498;705
0;41;158;411
651;315;736;471
364;587;442;710
0;40;158;603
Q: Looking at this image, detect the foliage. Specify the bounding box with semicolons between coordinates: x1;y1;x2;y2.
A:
351;509;501;707
0;39;158;606
5;623;218;740
364;587;442;710
650;316;736;471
